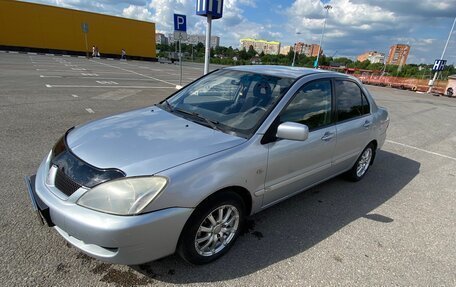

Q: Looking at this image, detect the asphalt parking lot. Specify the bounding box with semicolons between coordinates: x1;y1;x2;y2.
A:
1;52;455;286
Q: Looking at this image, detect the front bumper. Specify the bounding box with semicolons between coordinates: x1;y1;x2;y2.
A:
26;154;193;265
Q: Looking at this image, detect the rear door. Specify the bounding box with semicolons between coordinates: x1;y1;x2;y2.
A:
332;79;373;172
263;79;336;207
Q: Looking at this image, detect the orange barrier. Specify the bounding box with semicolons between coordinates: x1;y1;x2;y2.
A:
355;75;447;94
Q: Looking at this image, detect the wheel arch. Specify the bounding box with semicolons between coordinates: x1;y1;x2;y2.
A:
195;186;253;216
368;140;378;164
176;186;252;263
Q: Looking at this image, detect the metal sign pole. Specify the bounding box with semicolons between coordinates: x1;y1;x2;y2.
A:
179;37;183;86
204;15;212;75
196;0;223;74
84;33;89;58
427;17;456;93
315;5;332;68
81;23;89;58
173;13;187;88
292;43;297;67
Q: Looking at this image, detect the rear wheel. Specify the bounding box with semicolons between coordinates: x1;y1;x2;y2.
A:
346;143;375;182
177;192;245;264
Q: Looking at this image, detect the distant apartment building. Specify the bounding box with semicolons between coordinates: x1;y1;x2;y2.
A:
240;38;281;55
280;45;292;55
357;51;385;63
167;34;220;48
294;42;321;57
187;34;220;48
387;44;410;65
155;33;168;45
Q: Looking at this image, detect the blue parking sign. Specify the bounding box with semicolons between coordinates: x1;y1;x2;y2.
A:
174;14;187;32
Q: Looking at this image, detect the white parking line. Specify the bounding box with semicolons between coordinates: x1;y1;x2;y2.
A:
85;108;95;113
45;84;175;89
40;75;62;78
386;140;456;161
96;80;118;85
80;77;178;81
90;60;175;86
35;69;132;74
92;89;141;100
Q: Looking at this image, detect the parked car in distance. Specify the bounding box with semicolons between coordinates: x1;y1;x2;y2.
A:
25;65;389;265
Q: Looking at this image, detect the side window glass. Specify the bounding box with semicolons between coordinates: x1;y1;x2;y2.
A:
335;80;366;121
280;80;332;130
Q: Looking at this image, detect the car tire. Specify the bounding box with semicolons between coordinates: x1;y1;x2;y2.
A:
346;143;375;182
177;191;245;265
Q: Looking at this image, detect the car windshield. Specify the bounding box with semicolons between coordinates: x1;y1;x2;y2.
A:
160;69;294;138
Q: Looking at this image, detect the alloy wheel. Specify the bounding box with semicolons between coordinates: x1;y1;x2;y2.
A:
356;147;372;177
194;205;240;256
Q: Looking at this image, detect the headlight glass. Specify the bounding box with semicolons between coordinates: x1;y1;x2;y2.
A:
77;176;167;215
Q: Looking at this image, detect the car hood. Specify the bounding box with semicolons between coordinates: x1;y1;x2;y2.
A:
66;106;246;175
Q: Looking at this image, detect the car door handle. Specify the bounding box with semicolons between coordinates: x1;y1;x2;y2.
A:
363;120;372;128
321;132;335;141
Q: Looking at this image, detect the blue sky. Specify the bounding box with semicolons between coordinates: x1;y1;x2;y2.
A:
25;0;456;64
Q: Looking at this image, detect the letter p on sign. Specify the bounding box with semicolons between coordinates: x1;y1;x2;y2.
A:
174;14;187;32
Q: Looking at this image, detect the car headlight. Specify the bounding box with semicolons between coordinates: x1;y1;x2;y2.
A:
77;176;167;215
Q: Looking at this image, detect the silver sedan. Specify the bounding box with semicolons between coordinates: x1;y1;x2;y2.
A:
25;65;389;265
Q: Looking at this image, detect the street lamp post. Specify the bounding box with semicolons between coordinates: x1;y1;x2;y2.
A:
427;17;456;93
291;32;302;67
314;4;332;68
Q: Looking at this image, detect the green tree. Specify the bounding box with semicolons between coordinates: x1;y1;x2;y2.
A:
247;45;256;58
239;47;249;60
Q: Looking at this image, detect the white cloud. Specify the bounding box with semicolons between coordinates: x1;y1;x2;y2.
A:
22;0;456;63
122;5;153;20
281;0;456;63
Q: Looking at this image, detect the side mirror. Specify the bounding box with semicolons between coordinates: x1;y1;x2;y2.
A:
276;122;309;141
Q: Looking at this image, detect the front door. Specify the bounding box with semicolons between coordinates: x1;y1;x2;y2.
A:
263;79;336;207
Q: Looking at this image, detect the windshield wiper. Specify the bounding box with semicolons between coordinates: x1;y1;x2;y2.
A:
174;108;221;131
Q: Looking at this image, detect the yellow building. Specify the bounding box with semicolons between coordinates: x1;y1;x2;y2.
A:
0;0;156;59
240;38;281;55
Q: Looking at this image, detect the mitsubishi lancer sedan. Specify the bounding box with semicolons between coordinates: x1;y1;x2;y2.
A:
25;65;389;265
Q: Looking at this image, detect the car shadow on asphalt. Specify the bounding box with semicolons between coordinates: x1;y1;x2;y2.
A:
130;150;420;283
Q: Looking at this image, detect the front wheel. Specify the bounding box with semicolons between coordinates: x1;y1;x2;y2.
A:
346;143;375;182
177;192;245;264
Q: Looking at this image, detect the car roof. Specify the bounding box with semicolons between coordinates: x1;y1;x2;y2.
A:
224;65;332;79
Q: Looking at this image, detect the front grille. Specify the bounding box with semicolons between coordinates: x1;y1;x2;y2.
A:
54;168;82;197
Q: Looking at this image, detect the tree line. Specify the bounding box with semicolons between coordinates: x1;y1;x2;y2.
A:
156;43;455;80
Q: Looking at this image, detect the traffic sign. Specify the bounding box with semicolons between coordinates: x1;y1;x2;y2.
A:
173;31;188;41
81;22;89;33
173;14;187;88
196;0;223;19
432;59;446;71
174;14;187;32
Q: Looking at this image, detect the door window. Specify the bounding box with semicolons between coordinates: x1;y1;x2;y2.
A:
335;80;370;122
280;80;332;131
